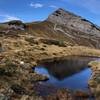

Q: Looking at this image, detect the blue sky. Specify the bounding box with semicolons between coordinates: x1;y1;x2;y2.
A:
0;0;100;26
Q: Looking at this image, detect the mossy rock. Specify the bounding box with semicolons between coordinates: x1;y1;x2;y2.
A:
31;73;49;82
0;68;12;76
88;61;100;67
88;80;97;87
7;20;24;25
94;85;100;98
11;84;27;95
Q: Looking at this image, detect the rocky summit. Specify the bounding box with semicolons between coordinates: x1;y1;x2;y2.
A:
47;8;100;48
0;8;100;100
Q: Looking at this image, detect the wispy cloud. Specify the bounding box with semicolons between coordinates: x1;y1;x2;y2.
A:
0;14;21;22
30;3;44;8
30;3;58;9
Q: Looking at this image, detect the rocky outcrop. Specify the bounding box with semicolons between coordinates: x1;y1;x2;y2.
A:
7;20;25;30
48;8;100;35
47;8;100;48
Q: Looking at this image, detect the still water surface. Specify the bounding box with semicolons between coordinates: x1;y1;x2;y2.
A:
35;56;97;91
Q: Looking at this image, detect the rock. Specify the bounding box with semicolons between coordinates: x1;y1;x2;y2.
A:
20;61;24;65
19;62;31;70
20;95;29;100
95;85;100;97
48;8;100;36
0;68;12;76
7;20;26;30
0;43;4;52
20;95;43;100
30;73;49;82
47;8;100;48
88;80;97;87
0;94;9;100
96;77;100;83
43;89;73;100
74;91;89;98
11;84;27;95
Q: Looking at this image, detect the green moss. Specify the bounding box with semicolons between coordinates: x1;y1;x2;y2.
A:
31;73;49;82
88;61;100;66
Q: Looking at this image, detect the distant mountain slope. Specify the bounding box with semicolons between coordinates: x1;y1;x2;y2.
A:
0;8;100;48
47;8;100;48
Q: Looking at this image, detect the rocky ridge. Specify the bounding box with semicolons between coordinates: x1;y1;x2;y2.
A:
47;8;100;48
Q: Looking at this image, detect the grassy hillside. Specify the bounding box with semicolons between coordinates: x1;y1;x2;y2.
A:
0;20;100;48
26;21;100;48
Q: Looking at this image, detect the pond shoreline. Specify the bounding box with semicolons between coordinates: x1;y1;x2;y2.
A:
33;55;100;99
88;61;100;100
36;55;100;65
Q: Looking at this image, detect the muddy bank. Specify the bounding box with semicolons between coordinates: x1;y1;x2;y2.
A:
88;61;100;100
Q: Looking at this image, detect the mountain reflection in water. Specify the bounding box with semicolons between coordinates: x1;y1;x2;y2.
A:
35;56;96;90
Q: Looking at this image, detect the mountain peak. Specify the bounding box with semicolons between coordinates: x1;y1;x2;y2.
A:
55;8;65;12
47;8;81;25
53;8;75;15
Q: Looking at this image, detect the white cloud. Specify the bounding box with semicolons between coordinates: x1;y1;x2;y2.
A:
30;3;58;9
30;3;44;8
4;15;20;21
49;5;58;9
0;14;21;22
